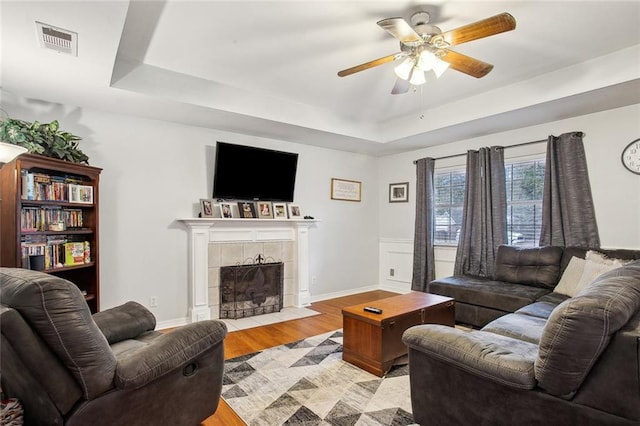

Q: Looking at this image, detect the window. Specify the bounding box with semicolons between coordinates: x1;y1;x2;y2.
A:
434;157;545;246
434;170;465;244
505;158;545;247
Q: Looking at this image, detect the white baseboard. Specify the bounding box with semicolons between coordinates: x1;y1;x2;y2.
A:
309;285;379;303
379;282;412;294
156;317;189;330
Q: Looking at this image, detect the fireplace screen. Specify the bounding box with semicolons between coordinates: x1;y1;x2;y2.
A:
219;262;284;319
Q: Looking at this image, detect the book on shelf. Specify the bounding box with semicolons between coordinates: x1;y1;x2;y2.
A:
50;175;68;201
20;234;91;269
21;170;35;200
20;170;93;203
64;242;86;266
20;206;84;231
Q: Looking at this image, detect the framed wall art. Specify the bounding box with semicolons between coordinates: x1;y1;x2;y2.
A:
389;182;409;203
330;178;361;202
200;198;215;217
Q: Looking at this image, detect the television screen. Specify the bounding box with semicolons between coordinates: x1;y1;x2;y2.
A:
212;142;298;202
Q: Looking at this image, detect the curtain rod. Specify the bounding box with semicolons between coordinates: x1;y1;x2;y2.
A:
412;137;549;164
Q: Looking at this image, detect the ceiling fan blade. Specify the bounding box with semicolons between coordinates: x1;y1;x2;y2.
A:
377;18;423;44
439;50;494;78
391;78;410;95
434;13;516;47
337;53;404;77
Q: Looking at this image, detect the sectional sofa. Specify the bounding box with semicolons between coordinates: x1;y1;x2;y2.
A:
403;246;640;425
428;245;640;327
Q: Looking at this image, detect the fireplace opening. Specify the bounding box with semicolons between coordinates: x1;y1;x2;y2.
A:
219;260;284;319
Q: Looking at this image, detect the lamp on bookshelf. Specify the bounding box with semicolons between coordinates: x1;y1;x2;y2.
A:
0;142;27;167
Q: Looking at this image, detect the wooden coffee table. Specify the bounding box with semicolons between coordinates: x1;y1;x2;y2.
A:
342;291;455;377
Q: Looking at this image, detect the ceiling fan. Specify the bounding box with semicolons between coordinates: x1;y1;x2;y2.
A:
337;12;516;94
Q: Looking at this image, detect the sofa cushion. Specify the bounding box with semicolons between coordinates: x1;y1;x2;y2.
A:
494;245;564;289
483;313;547;344
403;325;539;389
429;275;550;313
535;260;640;398
93;301;156;344
515;301;559;320
536;292;571;305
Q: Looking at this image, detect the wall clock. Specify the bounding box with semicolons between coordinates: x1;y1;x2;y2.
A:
621;139;640;175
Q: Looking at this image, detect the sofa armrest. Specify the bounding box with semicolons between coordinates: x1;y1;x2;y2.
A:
402;325;538;389
93;301;156;344
114;320;227;390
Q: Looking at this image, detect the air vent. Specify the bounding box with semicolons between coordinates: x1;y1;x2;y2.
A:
36;21;77;56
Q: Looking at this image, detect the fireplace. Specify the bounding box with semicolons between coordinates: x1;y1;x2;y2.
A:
219;260;284;319
178;218;316;322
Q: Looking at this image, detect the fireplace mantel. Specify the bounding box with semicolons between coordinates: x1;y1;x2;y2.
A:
178;218;318;322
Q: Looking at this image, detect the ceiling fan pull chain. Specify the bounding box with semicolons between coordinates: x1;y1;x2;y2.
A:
419;85;425;120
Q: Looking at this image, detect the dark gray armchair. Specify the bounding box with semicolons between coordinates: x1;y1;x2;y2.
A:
0;267;227;426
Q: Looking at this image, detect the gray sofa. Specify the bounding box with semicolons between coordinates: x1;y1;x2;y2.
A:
428;245;640;327
402;256;640;425
0;267;228;425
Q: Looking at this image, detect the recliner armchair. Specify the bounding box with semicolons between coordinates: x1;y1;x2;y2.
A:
0;267;227;426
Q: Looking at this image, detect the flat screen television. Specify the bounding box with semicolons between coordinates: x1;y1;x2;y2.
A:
212;142;298;202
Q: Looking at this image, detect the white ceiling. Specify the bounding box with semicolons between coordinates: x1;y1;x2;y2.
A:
1;1;639;156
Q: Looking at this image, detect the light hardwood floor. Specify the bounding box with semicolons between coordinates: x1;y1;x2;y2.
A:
200;290;399;426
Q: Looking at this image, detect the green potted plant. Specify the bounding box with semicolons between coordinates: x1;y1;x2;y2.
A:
0;117;89;164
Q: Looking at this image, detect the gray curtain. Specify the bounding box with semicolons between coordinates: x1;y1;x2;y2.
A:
540;131;600;247
411;157;436;291
454;147;507;277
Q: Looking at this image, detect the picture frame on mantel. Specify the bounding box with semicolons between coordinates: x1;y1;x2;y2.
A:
237;201;257;219
273;202;288;218
287;203;302;219
200;199;215;217
257;201;274;219
389;182;409;203
219;202;233;218
331;178;361;202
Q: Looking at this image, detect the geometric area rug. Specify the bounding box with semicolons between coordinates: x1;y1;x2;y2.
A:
222;329;417;426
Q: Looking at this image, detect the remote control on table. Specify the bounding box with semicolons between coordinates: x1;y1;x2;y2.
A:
364;306;382;314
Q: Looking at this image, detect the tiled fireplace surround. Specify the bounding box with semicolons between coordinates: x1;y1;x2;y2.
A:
179;218;316;321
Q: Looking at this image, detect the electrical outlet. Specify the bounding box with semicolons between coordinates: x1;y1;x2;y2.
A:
149;296;158;308
389;268;395;277
312;276;317;286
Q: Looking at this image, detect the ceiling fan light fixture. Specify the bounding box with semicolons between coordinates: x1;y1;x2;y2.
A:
409;68;426;85
417;50;437;71
394;57;414;80
432;58;450;78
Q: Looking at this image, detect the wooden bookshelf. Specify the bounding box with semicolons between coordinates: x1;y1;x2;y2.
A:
0;153;102;313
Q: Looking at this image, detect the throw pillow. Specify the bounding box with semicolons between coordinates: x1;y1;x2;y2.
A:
586;250;632;267
573;259;620;296
554;256;586;297
0;396;23;426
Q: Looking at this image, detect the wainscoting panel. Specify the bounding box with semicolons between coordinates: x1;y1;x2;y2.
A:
378;239;458;293
379;239;413;293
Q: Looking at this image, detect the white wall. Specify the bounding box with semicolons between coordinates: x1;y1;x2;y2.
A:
378;104;640;291
5;94;639;323
3;96;380;324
